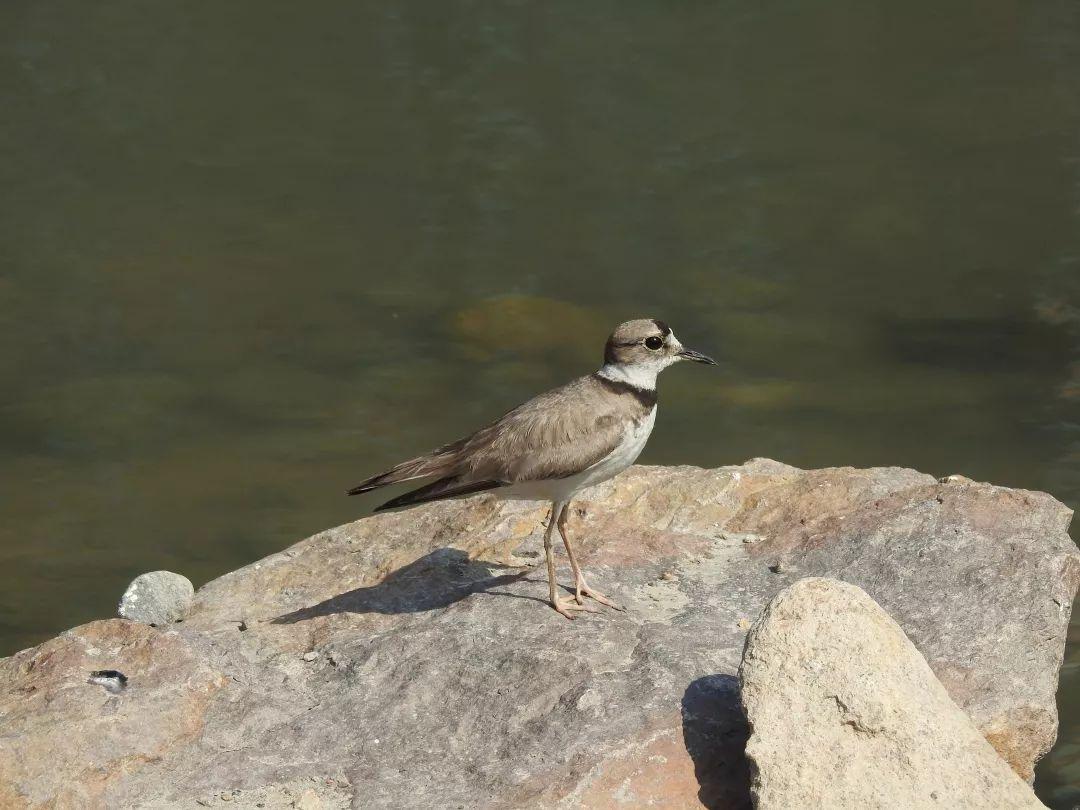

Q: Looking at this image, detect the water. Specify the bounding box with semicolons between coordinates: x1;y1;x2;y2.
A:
2;0;1078;803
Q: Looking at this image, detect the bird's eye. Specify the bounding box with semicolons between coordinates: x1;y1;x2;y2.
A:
644;336;664;351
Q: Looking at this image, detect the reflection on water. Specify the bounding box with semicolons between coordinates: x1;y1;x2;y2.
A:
1;0;1078;803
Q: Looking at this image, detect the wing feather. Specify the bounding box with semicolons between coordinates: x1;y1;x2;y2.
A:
453;376;635;482
348;374;645;495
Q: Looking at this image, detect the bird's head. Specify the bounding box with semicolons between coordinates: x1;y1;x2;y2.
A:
601;318;716;386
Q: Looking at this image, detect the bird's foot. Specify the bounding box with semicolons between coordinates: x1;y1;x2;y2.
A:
576;586;623;611
551;596;597;620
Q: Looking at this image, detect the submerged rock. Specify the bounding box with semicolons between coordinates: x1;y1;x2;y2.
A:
740;578;1047;809
1;461;1076;808
450;295;605;362
118;570;195;626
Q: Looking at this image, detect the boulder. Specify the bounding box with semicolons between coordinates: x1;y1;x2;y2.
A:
118;570;195;626
740;577;1047;809
0;461;1076;808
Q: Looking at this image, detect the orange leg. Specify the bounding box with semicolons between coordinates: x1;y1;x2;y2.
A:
557;502;622;611
544;501;594;619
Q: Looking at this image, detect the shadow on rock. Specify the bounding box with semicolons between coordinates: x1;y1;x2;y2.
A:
272;547;535;624
682;674;753;810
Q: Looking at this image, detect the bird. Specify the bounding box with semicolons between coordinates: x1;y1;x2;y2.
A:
347;318;717;619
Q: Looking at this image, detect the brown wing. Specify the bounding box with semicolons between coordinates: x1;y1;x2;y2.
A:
347;375;636;495
451;375;632;483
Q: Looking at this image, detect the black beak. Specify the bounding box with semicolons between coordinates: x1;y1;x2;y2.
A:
679;348;717;365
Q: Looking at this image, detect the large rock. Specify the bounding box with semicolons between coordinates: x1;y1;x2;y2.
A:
0;461;1076;808
740;578;1047;809
0;620;227;809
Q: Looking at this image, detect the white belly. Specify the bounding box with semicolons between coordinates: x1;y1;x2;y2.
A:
500;407;657;503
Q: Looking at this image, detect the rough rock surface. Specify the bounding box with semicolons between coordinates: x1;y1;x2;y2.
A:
1;461;1076;809
740;578;1047;809
118;570;195;626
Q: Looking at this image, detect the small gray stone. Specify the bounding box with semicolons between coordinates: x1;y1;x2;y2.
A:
939;474;973;484
118;571;194;626
87;670;128;694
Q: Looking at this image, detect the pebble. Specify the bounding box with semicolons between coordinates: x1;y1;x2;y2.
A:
87;670;128;694
938;474;972;484
717;530;763;544
118;571;194;626
303;651;318;662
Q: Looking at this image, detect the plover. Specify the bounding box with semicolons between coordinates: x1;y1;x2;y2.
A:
348;318;716;619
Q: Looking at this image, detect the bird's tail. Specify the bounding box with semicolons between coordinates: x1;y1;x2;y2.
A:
343;432;483;494
346;450;456;496
372;476;503;512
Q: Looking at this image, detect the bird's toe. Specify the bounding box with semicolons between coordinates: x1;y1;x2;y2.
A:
581;588;623;611
552;597;596;619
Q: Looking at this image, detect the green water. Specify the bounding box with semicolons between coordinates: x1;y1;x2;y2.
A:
2;0;1078;803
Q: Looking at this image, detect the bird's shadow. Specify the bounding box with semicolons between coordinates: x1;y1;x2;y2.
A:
272;547;537;624
681;674;753;809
